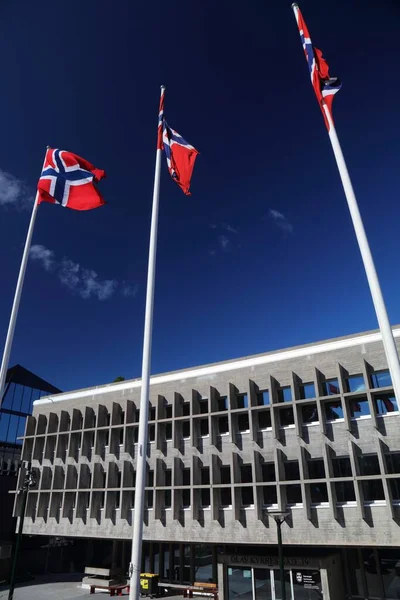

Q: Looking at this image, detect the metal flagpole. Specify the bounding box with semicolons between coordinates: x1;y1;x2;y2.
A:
0;148;48;407
129;86;165;600
323;105;400;401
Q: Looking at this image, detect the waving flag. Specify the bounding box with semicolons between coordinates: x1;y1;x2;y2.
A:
38;148;106;211
157;88;198;195
292;3;341;130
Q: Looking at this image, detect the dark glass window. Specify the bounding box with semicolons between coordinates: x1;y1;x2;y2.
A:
310;483;329;504
307;459;325;479
263;486;277;506
299;383;316;400
301;404;319;424
332;456;352;478
284;461;300;481
362;480;385;502
218;416;229;435
199;399;208;414
148;426;155;442
371;369;392;388
165;405;173;419
220;466;230;484
165;423;173;441
258;410;271;429
201;489;210;507
165;469;172;487
238;414;250;432
374;393;398;415
182;421;190;439
261;463;275;482
349;397;370;418
324;400;344;421
164;490;172;508
257;390;270;406
182;402;190;416
389;479;400;501
335;481;356;503
200;419;209;436
385;452;400;474
346;375;365;393
285;485;302;505
218;396;228;411
277;386;292;403
322;378;340;396
201;467;210;485
240;464;252;483
241;487;253;506
220;488;232;507
279;407;294;427
149;407;156;421
182;468;190;486
358;454;380;476
146;490;154;509
147;470;154;487
182;489;191;508
237;394;248;409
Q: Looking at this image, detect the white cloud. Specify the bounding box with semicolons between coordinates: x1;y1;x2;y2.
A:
222;223;239;234
30;245;55;271
268;209;293;234
218;235;230;251
29;244;137;302
0;169;31;209
121;282;139;298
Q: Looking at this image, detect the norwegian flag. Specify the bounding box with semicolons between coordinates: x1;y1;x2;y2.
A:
157;88;198;196
38;148;106;211
292;4;341;130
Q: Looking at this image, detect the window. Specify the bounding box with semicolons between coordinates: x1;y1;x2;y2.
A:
201;467;210;485
182;402;190;416
182;468;190;486
310;483;328;504
241;487;253;506
362;480;385;502
199;399;208;414
390;479;400;501
165;405;173;419
182;489;191;508
301;404;319;425
220;488;232;507
385;452;400;474
146;490;153;509
346;375;365;393
299;383;315;400
149;407;156;420
149;425;155;442
374;393;398;415
238;414;250;433
220;466;231;484
263;486;277;506
322;378;340;396
307;459;325;479
336;481;356;503
284;461;300;481
285;484;302;505
240;464;252;483
165;423;173;441
218;396;228;411
279;407;294;427
324;399;344;421
349;397;370;418
201;489;210;507
277;386;292;403
182;421;190;439
258;410;271;430
371;369;392;389
147;470;154;487
119;429;124;444
218;416;229;435
358;454;380;476
164;490;172;508
261;463;275;482
237;394;248;409
200;419;209;437
257;390;270;406
332;456;352;478
165;469;172;487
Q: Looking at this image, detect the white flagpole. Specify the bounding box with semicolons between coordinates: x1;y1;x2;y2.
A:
0;148;48;406
129;86;165;600
323;106;400;401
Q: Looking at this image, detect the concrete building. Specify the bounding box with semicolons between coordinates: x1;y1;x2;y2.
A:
16;328;400;599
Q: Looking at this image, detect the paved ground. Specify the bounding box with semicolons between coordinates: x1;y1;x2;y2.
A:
0;574;183;600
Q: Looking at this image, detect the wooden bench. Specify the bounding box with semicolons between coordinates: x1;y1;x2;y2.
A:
89;583;130;596
184;582;218;600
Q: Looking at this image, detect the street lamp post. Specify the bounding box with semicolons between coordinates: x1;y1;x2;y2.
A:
269;511;290;600
8;462;36;600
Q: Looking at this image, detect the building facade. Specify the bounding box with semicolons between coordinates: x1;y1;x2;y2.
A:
16;328;400;599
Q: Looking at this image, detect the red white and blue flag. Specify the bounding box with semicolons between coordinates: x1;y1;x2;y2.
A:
157;88;198;196
292;4;341;130
38;148;106;211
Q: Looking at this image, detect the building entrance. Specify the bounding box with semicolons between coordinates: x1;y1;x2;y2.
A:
227;566;322;599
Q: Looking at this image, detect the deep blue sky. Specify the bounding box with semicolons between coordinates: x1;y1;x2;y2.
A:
0;0;399;392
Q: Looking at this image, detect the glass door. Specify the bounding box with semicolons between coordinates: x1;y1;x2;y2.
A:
273;570;292;600
291;570;323;599
254;568;274;599
227;566;253;599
